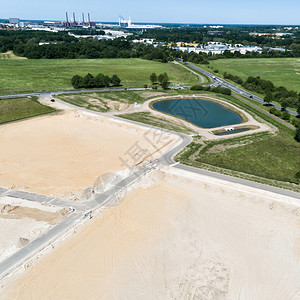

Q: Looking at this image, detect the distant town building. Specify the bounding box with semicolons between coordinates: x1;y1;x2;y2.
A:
9;18;20;25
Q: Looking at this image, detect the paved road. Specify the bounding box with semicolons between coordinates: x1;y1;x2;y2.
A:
0;86;147;100
184;61;299;117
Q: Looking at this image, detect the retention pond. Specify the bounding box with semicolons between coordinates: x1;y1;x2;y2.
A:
152;99;242;129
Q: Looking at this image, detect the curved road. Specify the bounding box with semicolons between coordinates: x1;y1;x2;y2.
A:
184;61;298;117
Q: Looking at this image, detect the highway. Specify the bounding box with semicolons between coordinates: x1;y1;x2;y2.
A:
184;61;299;117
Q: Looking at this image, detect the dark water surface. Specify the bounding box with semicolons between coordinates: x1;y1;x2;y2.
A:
152;99;242;128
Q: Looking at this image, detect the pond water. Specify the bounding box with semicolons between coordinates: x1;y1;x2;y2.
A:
152;99;242;128
215;128;250;136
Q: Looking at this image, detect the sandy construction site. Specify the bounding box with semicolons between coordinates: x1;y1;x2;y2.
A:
0;109;176;199
2;167;300;299
0;195;67;263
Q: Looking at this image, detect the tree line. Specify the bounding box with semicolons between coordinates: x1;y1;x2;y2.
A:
71;73;121;89
222;72;300;109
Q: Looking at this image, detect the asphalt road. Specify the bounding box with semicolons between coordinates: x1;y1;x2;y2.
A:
184;61;298;117
0;86;147;100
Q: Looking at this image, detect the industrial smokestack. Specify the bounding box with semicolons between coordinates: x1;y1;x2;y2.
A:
88;13;91;26
73;12;76;25
82;13;85;25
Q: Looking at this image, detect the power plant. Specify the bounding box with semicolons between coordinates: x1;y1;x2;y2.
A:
64;12;93;27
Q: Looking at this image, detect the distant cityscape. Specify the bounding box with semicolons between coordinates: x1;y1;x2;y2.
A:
0;15;297;55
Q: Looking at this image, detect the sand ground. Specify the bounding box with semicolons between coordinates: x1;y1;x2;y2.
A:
3;168;300;299
0;196;67;263
0;110;175;198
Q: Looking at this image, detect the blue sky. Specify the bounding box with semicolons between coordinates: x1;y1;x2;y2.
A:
1;0;300;25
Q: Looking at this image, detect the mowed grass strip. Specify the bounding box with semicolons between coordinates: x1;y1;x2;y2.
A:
202;58;300;92
0;97;55;124
0;58;198;95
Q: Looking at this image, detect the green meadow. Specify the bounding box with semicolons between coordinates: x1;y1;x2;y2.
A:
0;58;198;95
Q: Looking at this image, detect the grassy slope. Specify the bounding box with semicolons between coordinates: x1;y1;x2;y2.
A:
0;97;55;124
203;58;300;92
0;58;198;95
199;131;300;183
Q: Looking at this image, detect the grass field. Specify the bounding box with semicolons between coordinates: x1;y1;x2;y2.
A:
0;58;198;95
0;97;55;124
196;131;300;184
203;58;300;92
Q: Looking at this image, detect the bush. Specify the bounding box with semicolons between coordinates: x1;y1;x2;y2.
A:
211;86;232;96
281;111;290;121
269;107;281;117
190;85;204;91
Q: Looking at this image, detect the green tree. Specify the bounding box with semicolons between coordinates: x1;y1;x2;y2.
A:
111;74;121;86
163;72;169;82
158;73;165;85
82;73;95;88
94;73;106;87
71;75;83;89
264;92;273;104
281;100;289;110
150;73;157;84
161;79;170;90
